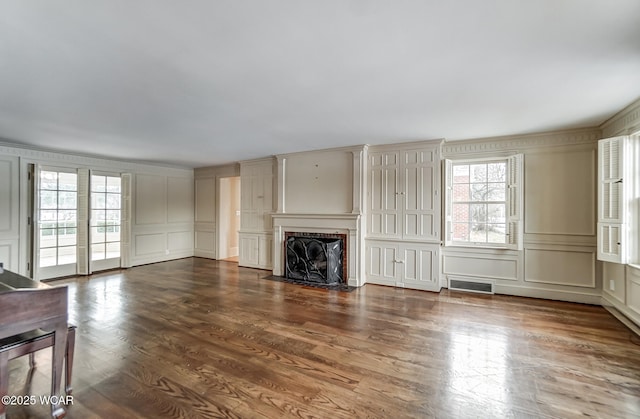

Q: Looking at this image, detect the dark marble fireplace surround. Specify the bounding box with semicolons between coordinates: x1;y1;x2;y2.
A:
284;232;347;285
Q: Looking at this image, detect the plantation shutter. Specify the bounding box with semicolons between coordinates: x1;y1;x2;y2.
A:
506;154;523;250
76;168;89;274
597;136;628;263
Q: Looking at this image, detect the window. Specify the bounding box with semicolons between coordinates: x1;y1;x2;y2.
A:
445;155;523;249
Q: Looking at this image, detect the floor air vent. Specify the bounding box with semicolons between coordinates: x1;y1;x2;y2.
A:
449;279;493;294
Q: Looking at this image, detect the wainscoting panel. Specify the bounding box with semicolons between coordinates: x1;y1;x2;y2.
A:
443;252;518;281
134;233;166;256
167;231;194;252
602;262;626;305
195;230;215;255
628;266;640;317
524;246;596;287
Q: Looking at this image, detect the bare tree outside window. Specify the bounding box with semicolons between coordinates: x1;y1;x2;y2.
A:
451;161;507;244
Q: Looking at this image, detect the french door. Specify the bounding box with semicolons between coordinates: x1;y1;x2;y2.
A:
35;168;79;280
90;173;122;271
34;167;123;279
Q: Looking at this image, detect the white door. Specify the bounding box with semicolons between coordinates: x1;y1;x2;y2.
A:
90;173;122;272
35;168;78;280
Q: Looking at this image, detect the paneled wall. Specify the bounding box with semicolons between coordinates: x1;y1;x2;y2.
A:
131;173;194;266
193;164;239;260
0;143;194;276
0;155;19;271
442;129;602;304
280;148;354;214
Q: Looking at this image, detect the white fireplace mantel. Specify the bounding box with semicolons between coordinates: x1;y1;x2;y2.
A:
272;213;362;286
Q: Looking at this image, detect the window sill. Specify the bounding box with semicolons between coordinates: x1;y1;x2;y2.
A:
445;244;510;250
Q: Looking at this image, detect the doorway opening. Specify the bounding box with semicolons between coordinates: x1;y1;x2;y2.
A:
218;176;240;262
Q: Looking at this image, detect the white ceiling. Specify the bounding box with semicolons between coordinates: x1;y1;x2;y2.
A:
1;1;639;168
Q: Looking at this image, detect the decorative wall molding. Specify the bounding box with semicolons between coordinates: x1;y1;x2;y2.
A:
0;141;193;176
601;97;640;137
442;128;600;156
275;144;366;160
194;162;240;178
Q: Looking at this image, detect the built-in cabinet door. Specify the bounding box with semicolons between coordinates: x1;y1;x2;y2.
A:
258;235;273;269
239;158;274;270
366;240;440;291
398;245;439;291
239;234;259;267
369;146;440;242
369;151;400;238
402;148;439;241
241;162;273;232
366;241;401;285
239;233;272;269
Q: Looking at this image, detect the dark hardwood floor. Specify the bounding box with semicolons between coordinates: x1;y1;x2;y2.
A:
5;258;640;418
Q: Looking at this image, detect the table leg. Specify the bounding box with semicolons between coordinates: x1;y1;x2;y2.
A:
0;351;8;419
50;326;67;419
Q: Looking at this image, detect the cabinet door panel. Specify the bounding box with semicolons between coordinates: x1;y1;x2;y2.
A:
239;235;259;266
366;242;399;285
369;152;400;237
400;244;439;291
402;248;418;281
258;235;273;268
368;145;440;241
383;247;397;278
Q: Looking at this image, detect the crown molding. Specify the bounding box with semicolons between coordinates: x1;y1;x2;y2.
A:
442;128;600;156
0;141;193;176
601;97;640;137
276;144;366;160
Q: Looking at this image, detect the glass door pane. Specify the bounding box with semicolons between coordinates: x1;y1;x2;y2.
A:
90;174;121;270
37;169;78;277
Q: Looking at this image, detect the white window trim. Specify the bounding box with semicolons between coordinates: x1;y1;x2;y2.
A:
444;154;523;250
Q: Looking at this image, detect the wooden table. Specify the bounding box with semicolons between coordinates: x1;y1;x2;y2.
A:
0;270;68;419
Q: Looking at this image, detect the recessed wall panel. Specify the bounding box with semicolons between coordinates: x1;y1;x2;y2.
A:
135;175;167;225
628;266;640;317
168;231;193;251
284;151;352;213
525;149;595;235
443;254;518;281
134;233;165;256
195;231;215;252
524;248;595;287
168;177;193;223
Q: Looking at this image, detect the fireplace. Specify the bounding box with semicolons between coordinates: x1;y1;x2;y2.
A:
284;232;347;285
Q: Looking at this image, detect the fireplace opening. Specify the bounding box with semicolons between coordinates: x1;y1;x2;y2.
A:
285;233;346;285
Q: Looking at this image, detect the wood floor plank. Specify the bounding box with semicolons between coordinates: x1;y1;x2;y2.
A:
5;257;640;418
